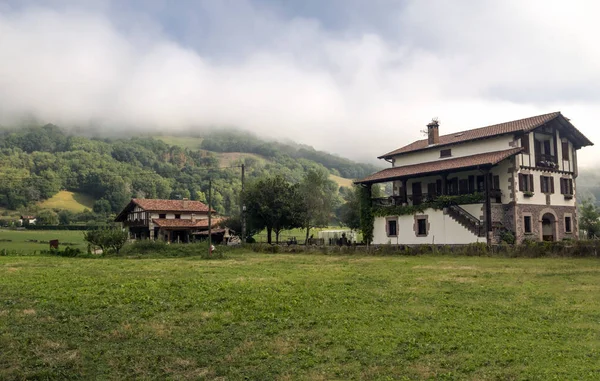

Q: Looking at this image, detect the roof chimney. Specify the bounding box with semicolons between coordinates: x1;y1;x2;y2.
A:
182;198;189;209
427;118;440;145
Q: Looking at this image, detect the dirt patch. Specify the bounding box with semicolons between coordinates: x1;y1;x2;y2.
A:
22;309;36;315
270;336;297;355
149;322;170;337
6;267;19;272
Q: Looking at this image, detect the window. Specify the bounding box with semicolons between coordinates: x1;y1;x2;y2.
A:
387;218;398;237
175;214;181;219
521;135;530;154
519;174;534;192
417;218;428;236
524;216;532;233
468;176;475;193
565;216;572;233
440;149;452;158
493;175;500;190
540;176;554;194
427;183;436;196
459;179;469;195
477;175;485;192
562;141;569;161
560;178;574;195
158;213;166;219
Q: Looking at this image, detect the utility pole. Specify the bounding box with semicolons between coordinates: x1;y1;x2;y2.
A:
207;178;212;256
241;163;246;243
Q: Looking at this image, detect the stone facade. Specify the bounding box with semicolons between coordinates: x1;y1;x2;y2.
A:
514;204;577;243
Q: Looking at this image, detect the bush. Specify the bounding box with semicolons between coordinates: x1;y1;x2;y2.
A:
84;229;128;254
41;247;83;257
118;240;225;259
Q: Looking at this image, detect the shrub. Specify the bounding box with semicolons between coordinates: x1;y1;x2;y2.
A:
84;229;128;254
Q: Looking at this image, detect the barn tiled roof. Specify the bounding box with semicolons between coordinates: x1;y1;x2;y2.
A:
133;198;211;212
379;112;561;159
152;217;222;229
356;147;523;184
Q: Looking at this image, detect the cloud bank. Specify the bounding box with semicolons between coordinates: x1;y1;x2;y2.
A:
0;0;599;166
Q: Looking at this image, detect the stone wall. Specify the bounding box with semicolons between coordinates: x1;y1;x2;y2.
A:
514;204;577;243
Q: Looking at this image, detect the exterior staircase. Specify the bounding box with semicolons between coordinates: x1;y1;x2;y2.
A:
447;203;485;237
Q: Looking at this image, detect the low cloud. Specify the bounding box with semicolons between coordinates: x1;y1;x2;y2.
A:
0;1;598;166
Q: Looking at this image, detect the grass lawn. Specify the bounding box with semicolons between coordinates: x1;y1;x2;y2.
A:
38;191;95;212
0;229;86;253
1;253;600;380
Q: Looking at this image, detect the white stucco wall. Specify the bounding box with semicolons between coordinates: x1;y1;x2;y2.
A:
372;209;483;245
515;169;575;207
392;136;514;167
149;213;208;220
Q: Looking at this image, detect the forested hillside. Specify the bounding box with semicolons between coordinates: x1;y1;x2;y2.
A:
0;124;377;216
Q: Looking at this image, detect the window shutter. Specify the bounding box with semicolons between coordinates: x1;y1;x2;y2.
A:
540;175;545;193
550;177;554;193
560;179;565;195
529;174;534;192
521;135;530;154
562;142;569;161
569;179;574;195
519;174;524;191
493;175;500;190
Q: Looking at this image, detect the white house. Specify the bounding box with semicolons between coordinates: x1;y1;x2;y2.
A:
355;112;593;245
19;215;37;226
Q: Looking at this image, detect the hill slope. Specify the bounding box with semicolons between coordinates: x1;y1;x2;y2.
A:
38;191;95;212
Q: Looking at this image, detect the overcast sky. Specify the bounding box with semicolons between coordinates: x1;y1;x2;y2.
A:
1;0;599;166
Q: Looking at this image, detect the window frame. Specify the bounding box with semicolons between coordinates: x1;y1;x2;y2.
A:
440;149;452;158
524;215;533;234
414;215;429;237
519;173;534;193
540;175;555;194
158;213;166;219
565;216;572;234
386;217;398;237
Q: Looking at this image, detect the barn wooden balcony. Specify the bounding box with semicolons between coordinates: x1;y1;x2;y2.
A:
371;189;499;208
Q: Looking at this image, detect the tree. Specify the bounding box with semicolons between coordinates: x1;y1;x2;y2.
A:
579;199;600;239
297;169;338;243
337;185;361;231
84;229;128;254
58;210;73;225
244;176;302;244
37;209;59;225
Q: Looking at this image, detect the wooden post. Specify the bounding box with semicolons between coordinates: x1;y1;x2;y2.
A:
484;168;492;246
241;164;246;243
208;178;212;256
441;174;448;195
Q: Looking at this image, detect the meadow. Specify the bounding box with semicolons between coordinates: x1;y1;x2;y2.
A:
0;229;86;253
1;252;600;380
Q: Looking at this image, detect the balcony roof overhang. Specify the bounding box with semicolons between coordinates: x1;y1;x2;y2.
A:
355;147;523;185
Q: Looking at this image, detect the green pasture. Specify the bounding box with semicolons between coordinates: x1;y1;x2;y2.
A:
1;253;600;379
37;191;95;212
0;229;86;253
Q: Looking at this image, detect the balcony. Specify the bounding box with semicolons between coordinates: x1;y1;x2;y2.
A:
536;154;558;169
372;190;493;208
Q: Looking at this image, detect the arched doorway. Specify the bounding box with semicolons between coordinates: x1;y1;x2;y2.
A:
541;213;556;241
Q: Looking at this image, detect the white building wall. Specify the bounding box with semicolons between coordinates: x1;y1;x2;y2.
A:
149;212;208;220
372;209;482;245
392;136;514;167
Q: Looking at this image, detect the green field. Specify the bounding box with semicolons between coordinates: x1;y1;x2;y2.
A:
38;191;95;212
0;229;86;253
1;253;600;379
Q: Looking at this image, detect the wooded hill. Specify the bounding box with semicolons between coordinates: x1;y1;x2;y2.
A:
0;124;380;216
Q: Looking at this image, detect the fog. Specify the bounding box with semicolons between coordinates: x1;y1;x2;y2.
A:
1;1;599;165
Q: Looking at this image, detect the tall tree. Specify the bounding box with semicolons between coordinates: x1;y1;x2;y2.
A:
579;199;600;239
244;176;302;244
337;185;361;231
298;169;338;243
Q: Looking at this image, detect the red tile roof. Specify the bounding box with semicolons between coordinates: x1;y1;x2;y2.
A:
380;112;575;159
132;198;211;212
152;217;223;229
357;148;523;184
